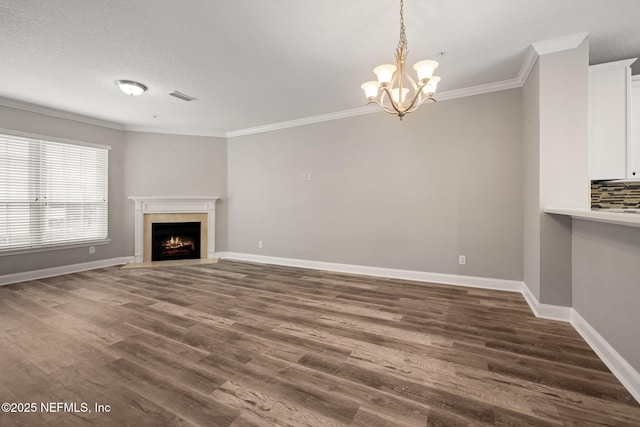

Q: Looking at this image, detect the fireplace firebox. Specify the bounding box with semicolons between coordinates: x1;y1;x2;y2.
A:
151;222;201;261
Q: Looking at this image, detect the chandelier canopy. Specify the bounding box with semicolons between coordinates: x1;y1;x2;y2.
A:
361;0;441;119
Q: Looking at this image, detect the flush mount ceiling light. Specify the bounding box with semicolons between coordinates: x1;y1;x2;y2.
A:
361;0;442;119
116;80;148;96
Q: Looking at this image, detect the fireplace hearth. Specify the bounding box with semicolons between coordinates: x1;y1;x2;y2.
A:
152;222;201;261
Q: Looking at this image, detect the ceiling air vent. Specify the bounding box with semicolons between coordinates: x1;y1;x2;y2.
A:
169;91;197;101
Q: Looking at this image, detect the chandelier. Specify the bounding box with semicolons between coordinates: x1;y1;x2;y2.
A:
361;0;441;119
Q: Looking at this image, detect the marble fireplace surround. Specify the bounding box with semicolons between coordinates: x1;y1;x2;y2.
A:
129;196;219;263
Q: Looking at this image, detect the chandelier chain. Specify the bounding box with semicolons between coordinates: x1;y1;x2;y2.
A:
397;0;407;52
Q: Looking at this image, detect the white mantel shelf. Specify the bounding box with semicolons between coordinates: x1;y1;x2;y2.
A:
128;196;220;263
545;207;640;228
128;196;219;212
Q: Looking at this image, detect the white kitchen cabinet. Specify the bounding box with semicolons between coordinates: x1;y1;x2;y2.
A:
629;77;640;178
588;58;636;180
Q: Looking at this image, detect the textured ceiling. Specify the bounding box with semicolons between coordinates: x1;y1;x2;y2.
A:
0;0;639;135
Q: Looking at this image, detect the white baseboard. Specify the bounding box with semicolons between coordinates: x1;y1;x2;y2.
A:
520;283;573;322
0;256;134;286
216;252;523;292
521;283;640;403
571;310;640;404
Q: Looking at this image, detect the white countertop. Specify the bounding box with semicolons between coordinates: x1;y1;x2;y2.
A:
545;207;640;228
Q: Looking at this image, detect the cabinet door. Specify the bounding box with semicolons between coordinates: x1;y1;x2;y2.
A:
629;79;640;178
588;61;632;180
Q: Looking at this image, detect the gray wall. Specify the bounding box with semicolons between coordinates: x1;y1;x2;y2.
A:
228;89;524;280
0;106;127;275
523;39;590;306
122;131;228;253
572;220;640;372
523;60;542;300
537;41;589;306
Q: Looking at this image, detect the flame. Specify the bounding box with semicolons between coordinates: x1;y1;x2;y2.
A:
164;236;186;248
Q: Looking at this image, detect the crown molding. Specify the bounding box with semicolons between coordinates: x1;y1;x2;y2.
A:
532;32;588;56
590;58;637;73
0;96;124;131
226;105;380;138
227;78;523;138
516;46;539;85
0;95;228;138
122;125;227;139
436;78;522;102
0;76;526;139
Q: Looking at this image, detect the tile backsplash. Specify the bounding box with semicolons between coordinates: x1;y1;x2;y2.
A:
591;181;640;209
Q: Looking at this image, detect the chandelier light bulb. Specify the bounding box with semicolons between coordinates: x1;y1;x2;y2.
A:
391;87;410;104
413;60;439;82
373;64;397;86
422;76;441;94
361;81;380;100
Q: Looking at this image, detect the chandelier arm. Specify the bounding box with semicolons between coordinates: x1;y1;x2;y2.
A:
418;96;437;105
379;89;395;112
385;70;400;101
401;82;429;113
366;99;400;115
407;96;432;113
405;71;419;92
416;95;437;108
404;92;422;112
405;99;424;114
380;86;405;115
382;107;403;115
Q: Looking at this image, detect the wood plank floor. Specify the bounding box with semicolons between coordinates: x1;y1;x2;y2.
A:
1;260;639;426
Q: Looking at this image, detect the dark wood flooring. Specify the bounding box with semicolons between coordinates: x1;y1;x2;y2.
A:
0;260;639;426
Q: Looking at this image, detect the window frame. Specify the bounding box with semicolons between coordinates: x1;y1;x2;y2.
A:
0;128;111;256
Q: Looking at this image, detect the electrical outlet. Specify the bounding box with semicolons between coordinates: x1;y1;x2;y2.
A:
258;240;263;249
89;246;96;254
458;255;466;265
301;172;312;182
306;173;312;181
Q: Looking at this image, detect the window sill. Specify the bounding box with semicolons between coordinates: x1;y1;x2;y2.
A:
0;239;111;257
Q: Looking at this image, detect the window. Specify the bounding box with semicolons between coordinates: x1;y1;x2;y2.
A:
0;131;109;253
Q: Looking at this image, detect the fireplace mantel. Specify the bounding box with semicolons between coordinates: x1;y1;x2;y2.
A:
129;196;219;263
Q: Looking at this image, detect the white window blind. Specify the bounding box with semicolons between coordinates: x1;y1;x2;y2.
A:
0;132;108;252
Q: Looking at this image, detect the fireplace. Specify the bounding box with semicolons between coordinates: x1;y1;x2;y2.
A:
129;196;219;263
151;222;201;261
